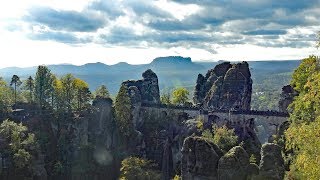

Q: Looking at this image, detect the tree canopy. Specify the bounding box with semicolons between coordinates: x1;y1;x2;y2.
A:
23;76;35;103
10;74;22;106
0;78;14;115
115;84;133;137
95;85;110;98
172;87;190;106
0;120;38;177
120;157;161;180
285;56;320;179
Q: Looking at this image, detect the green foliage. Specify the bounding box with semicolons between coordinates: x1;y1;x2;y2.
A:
286;118;320;179
160;92;171;105
115;85;133;137
213;125;238;153
249;154;257;164
74;78;92;111
61;74;75;111
23;76;35;103
285;56;320;179
173;175;181;180
291;55;319;93
0;120;37;170
0;77;14;114
200;125;237;153
289;57;320;124
172;87;190;105
120;157;161;180
95;85;110;98
34;65;53;109
10;74;22;106
13;149;32;169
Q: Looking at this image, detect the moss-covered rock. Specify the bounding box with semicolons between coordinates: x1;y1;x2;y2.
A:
218;146;250;180
181;136;223;180
258;143;285;180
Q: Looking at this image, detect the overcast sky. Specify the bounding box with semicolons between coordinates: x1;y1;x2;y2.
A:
0;0;319;67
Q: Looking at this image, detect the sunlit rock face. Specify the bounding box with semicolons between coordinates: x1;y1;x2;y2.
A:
194;62;252;111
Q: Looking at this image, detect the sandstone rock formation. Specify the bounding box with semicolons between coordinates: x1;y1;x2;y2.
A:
194;62;252;110
218;146;250;180
278;85;298;113
123;69;160;105
258;143;285;180
181;136;223;180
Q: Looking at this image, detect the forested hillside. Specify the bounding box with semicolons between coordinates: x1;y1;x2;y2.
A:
0;57;300;110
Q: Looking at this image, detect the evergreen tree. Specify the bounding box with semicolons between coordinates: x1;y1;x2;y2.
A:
0;77;14;115
10;74;22;107
34;65;53;110
23;76;34;103
95;85;110;98
115;84;133;137
74;78;91;111
61;74;75;111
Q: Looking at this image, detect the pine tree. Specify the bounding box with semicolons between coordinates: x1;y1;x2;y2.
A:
115;84;133;137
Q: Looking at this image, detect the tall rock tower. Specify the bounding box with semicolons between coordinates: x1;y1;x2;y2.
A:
194;61;252;110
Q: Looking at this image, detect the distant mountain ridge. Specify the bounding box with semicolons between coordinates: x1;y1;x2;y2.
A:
0;56;301;96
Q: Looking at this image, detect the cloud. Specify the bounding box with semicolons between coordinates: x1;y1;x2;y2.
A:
28;31;91;44
25;7;106;32
124;0;172;18
243;30;287;36
19;0;320;53
88;0;124;19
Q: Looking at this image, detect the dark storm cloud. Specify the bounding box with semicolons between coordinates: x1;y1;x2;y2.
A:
25;7;106;32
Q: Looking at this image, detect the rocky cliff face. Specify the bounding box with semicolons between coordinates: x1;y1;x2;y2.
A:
181;138;283;180
181;136;223;180
123;69;160;105
259;143;285;180
194;62;252;110
218;146;250;180
278;85;298;113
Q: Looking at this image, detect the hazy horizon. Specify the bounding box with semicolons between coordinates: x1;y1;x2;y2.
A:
0;57;303;69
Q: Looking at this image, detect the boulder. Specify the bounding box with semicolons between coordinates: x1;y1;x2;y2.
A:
218;146;250;180
181;136;223;180
258;143;285;180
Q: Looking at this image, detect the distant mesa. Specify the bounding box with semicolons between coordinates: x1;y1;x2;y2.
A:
113;62;131;66
151;56;192;65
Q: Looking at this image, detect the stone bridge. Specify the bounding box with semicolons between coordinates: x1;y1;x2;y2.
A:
141;103;289;143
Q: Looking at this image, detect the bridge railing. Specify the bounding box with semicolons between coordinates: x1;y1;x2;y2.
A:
209;109;289;117
141;103;289;117
141;103;200;111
